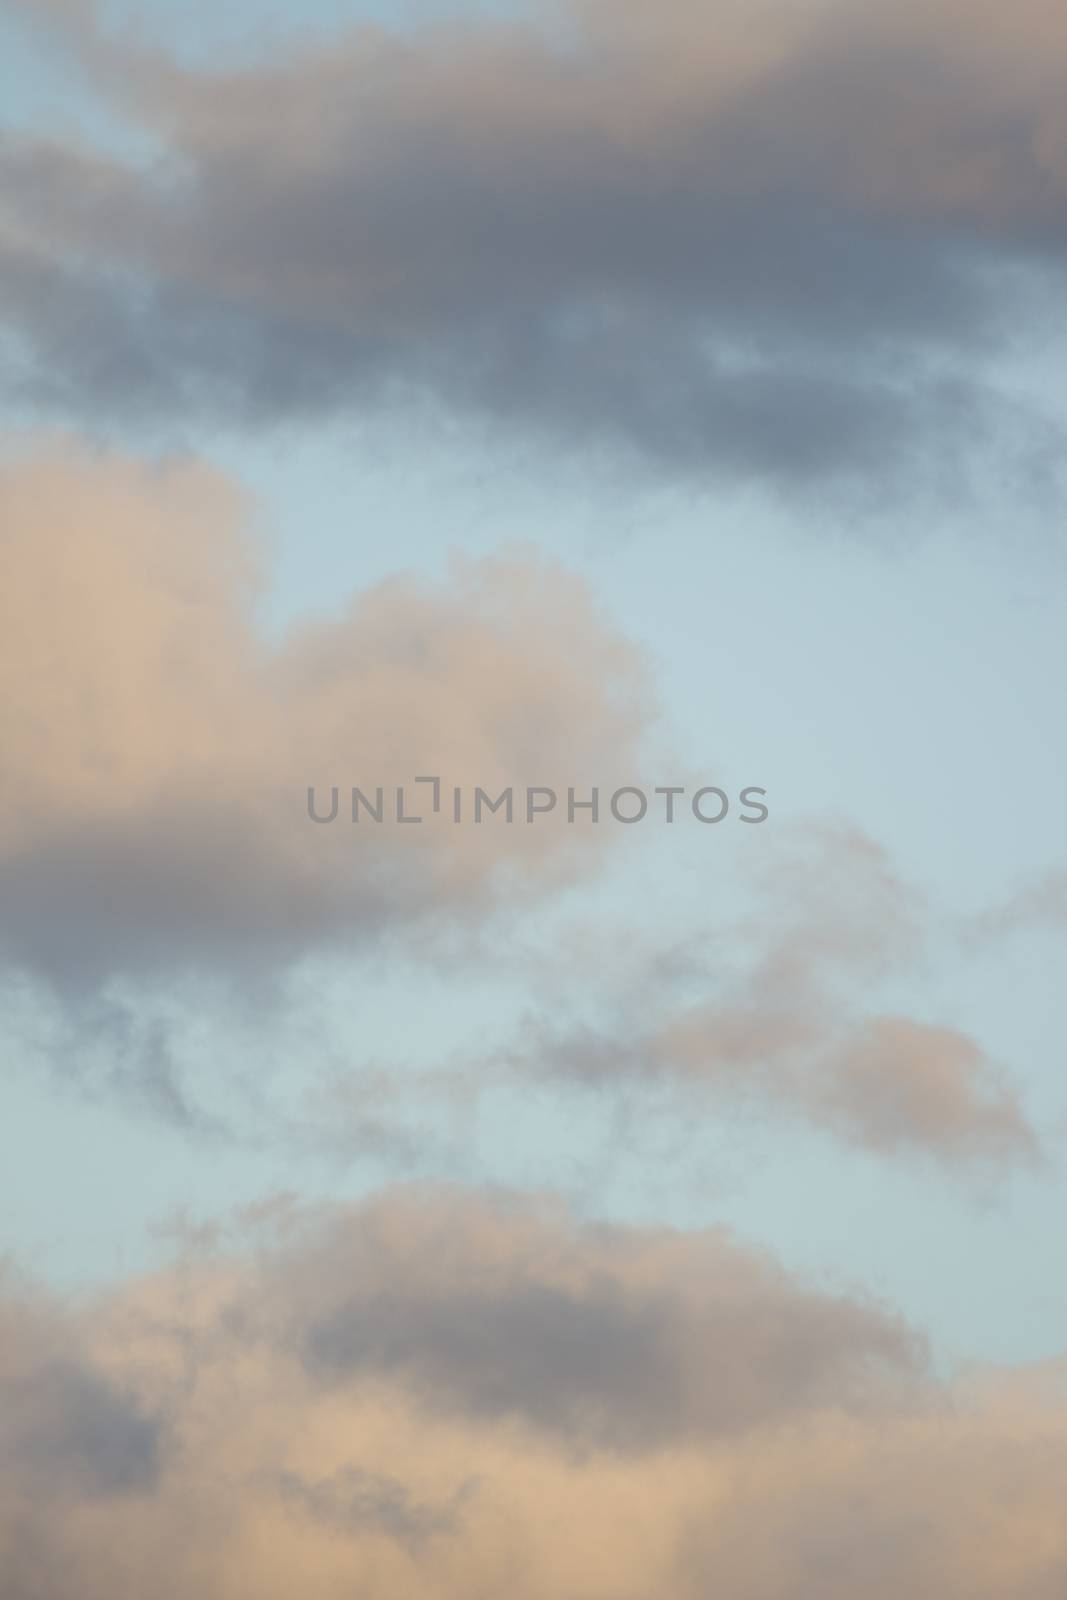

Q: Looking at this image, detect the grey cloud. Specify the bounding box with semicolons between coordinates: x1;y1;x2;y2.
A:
0;1299;162;1501
2;0;1066;492
3;1361;161;1497
279;1188;927;1448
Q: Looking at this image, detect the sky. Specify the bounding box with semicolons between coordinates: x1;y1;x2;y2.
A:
1;1;1066;1595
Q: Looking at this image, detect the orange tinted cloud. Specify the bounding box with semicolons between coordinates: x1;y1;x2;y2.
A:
0;1189;1064;1598
0;441;653;994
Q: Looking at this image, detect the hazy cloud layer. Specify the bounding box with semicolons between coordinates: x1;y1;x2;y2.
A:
3;0;1067;492
1;1188;1066;1599
0;440;652;996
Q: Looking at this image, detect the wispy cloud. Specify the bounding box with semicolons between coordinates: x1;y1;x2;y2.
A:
493;825;1041;1171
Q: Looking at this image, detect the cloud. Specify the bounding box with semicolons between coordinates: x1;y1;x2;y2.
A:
2;0;1066;493
520;825;1039;1169
0;1188;1065;1598
674;1364;1067;1600
0;440;653;999
813;1015;1037;1161
0;1287;163;1502
964;867;1067;945
283;1188;925;1447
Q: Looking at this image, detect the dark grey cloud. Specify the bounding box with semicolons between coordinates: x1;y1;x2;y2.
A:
3;0;1066;492
277;1187;927;1448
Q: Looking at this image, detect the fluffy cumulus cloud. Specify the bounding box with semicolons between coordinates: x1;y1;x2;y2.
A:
1;1188;1067;1599
0;439;653;996
2;0;1067;492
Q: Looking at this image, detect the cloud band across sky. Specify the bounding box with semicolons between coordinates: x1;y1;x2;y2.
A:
3;1186;1067;1600
2;0;1067;493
